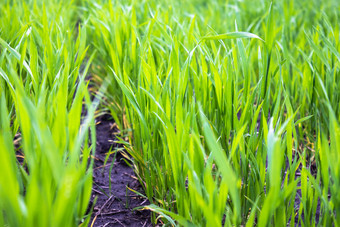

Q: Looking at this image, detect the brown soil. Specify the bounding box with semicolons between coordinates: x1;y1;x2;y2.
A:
88;114;153;227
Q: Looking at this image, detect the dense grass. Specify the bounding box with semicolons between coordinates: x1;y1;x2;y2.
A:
86;0;340;226
0;1;96;226
1;0;340;226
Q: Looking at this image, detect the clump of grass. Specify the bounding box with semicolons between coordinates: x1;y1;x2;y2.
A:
86;0;340;225
0;1;97;226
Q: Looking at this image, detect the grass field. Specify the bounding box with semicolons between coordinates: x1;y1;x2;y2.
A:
0;0;339;226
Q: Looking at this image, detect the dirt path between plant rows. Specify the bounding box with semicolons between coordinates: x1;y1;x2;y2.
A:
89;114;153;227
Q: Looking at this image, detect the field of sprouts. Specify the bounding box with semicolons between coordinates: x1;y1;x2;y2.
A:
0;0;339;226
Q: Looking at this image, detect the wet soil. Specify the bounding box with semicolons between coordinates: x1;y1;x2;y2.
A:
88;114;153;227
